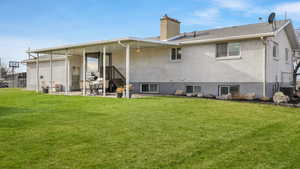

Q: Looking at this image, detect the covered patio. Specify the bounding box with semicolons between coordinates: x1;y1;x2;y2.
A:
28;37;178;98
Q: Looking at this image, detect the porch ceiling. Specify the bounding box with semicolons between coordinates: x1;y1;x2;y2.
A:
28;37;179;55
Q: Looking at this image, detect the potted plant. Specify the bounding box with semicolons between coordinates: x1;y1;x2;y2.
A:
116;87;124;98
41;81;49;93
124;84;134;98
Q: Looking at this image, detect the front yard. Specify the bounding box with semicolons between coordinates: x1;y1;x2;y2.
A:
0;89;300;169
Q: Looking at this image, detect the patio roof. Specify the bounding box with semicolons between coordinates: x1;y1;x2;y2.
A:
28;37;179;55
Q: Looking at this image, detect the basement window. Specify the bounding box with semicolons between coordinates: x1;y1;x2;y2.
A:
216;42;240;59
171;48;182;61
140;84;159;93
219;85;239;96
186;85;201;93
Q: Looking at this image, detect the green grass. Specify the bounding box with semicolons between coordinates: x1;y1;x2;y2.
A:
1;89;300;169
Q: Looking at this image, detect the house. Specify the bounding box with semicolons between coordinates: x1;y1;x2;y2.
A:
24;15;300;98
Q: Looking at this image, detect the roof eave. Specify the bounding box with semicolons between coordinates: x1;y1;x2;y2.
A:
29;37;179;54
179;32;275;45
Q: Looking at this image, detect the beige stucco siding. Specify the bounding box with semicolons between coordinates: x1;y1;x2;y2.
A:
26;60;66;90
266;30;293;84
112;39;264;83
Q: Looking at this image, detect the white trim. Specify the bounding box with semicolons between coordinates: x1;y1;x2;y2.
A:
272;42;280;61
274;20;290;36
50;52;53;94
125;44;130;98
216;56;241;61
24;57;65;63
29;37;179;53
103;46;106;96
181;32;275;45
36;53;39;92
140;83;160;93
65;53;69;95
82;49;86;95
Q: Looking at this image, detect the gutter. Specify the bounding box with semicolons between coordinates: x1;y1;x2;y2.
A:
274;20;290;36
29;37;179;54
180;32;275;45
23;57;65;63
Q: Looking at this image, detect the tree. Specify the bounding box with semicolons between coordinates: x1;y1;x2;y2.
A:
293;50;300;91
0;62;8;79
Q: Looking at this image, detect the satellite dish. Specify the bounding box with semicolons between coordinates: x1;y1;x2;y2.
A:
268;12;276;24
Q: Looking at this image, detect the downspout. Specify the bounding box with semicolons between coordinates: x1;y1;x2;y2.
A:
261;37;267;97
118;40;127;48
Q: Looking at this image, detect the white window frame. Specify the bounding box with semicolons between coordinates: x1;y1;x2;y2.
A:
140;83;160;93
216;42;241;60
170;48;182;62
273;42;279;61
186;85;201;93
285;48;289;64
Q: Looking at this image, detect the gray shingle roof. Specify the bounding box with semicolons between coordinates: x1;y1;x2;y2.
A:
169;20;288;42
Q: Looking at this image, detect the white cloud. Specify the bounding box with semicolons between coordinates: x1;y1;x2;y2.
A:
212;0;249;11
0;36;66;72
275;1;300;22
186;8;220;25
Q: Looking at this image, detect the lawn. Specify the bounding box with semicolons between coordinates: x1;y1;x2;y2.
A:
0;89;300;169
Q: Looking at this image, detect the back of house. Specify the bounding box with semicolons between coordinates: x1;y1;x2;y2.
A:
25;15;300;98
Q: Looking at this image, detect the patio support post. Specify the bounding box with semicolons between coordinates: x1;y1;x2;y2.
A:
36;53;40;92
82;49;86;96
125;44;130;98
103;46;106;96
50;51;53;94
65;51;69;95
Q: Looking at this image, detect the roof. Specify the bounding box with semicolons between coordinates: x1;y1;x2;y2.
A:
169;20;288;42
29;20;299;54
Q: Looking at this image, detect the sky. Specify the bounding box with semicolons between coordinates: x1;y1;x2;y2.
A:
0;0;300;72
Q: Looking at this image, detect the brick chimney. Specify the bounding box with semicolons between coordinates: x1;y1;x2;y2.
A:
160;14;181;40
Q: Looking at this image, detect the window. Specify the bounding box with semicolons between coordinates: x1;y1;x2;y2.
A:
216;42;240;58
141;84;159;93
285;48;289;63
186;85;201;93
219;85;239;96
273;43;279;58
171;48;182;61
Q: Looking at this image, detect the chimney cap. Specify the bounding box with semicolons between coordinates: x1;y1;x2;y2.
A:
161;14;181;23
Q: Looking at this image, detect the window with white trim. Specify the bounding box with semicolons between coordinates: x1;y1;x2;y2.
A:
285;48;289;63
140;84;159;93
216;42;240;58
273;43;279;58
219;85;239;96
171;48;182;61
186;85;201;93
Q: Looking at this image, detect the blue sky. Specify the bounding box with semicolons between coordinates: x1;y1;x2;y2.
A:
1;0;300;71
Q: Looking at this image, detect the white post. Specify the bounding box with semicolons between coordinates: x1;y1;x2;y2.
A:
65;51;69;95
50;51;53;94
36;53;40;92
103;46;106;96
125;44;130;98
82;49;86;95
